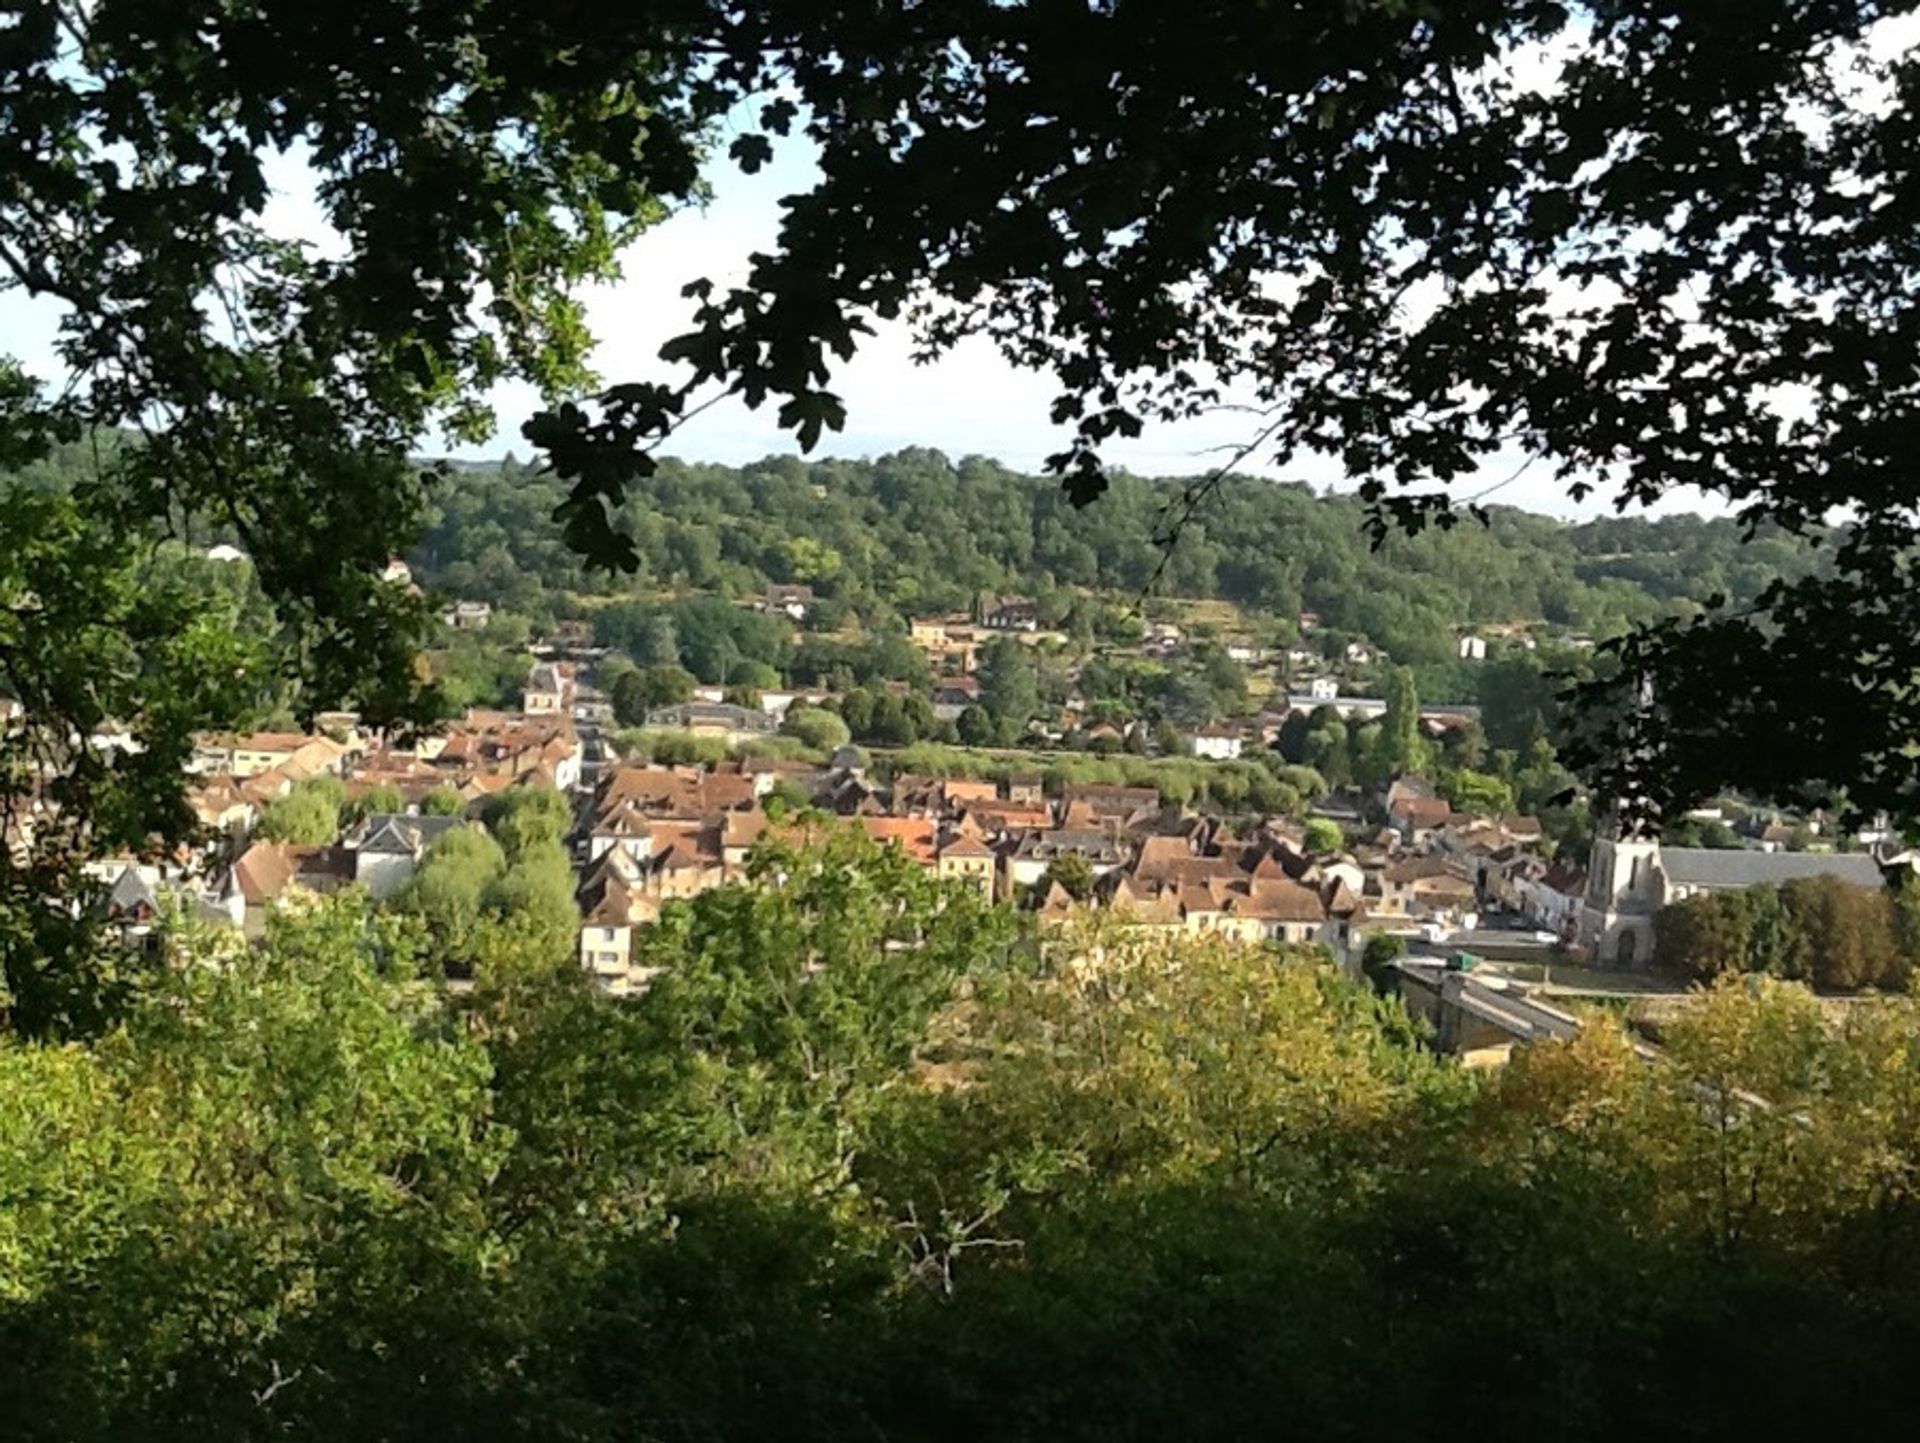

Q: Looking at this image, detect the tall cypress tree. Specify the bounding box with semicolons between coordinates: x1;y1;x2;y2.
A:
1382;667;1428;778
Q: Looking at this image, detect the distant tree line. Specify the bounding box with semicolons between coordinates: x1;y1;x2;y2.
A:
410;449;1814;727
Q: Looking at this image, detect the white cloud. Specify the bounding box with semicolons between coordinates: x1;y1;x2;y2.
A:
0;124;1721;521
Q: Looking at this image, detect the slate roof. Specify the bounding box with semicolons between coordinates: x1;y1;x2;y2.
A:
354;813;464;856
1660;847;1885;891
1062;783;1159;812
645;702;777;732
1011;828;1126;864
107;866;158;915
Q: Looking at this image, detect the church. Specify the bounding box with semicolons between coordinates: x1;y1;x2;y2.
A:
1578;834;1890;965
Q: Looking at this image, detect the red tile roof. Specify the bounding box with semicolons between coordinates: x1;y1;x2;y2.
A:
859;817;938;866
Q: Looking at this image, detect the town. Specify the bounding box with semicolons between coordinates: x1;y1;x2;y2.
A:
78;553;1912;1073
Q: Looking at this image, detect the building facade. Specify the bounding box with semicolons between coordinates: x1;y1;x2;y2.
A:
1579;834;1889;964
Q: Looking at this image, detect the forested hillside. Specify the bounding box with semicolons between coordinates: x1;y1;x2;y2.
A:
9;439;1820;679
412;448;1819;671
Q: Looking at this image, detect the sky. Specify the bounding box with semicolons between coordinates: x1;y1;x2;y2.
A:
0;95;1739;523
462;134;1675;519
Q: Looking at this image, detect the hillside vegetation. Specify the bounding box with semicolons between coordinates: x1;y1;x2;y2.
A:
415;449;1817;658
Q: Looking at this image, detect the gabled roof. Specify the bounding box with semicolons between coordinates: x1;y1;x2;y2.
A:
959;801;1053;832
231;842;349;903
578;859;637;927
1249;850;1294;881
1392;796;1453;827
644;701;776;731
594;765;756;821
722;810;771;851
889;773;948;815
860;817;938;865
106;865;158;916
239;768;295;807
942;777;999;804
353;812;464;856
1106;875;1183;925
1233;878;1327;924
277;737;350;782
1061;782;1159;811
1034;880;1080;916
232;842;298;903
1057;798;1103;829
822;775;884;814
1322;876;1363;918
1144;854;1242;886
1383;854;1472;885
226;730;313;754
1541;861;1588;897
187;774;253;825
1176;882;1223;916
645;817;722;853
938;832;995;860
1011;828;1125;863
1133;834;1198;879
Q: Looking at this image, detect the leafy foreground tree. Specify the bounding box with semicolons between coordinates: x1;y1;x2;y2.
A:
5;842;1920;1438
0;0;703;1023
254;776;346;844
